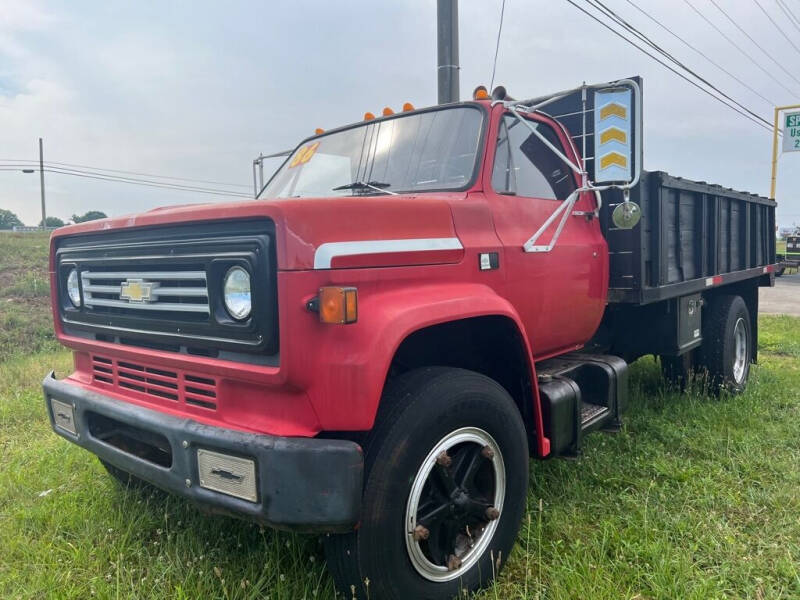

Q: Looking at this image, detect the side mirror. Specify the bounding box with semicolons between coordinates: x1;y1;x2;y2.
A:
612;200;641;229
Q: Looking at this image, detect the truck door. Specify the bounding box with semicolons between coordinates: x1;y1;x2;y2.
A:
486;112;608;357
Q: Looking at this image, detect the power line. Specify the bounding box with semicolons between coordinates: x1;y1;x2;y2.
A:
47;166;252;197
706;0;800;91
0;158;250;189
782;0;800;27
775;0;800;34
489;0;507;91
44;168;252;198
0;162;251;195
586;0;774;128
593;0;776;120
0;164;252;199
564;0;774;132
621;0;777;106
752;0;800;58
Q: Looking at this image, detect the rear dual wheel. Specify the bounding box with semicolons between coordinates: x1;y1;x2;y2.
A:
661;295;752;394
325;367;529;600
701;295;752;394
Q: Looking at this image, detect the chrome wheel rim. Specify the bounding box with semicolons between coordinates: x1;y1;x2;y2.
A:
732;317;748;384
404;427;505;582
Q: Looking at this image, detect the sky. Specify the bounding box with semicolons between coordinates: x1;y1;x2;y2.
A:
1;0;799;229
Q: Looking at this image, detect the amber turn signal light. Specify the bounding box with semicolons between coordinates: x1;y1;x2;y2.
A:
317;286;358;324
473;85;489;100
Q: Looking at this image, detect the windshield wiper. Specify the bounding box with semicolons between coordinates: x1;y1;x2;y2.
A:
332;180;398;195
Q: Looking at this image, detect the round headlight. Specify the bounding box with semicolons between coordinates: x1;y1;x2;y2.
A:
223;266;252;320
67;269;81;306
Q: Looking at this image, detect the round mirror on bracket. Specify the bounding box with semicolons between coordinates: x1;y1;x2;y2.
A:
612;201;642;229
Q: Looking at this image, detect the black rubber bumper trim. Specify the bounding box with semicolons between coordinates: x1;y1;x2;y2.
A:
42;372;363;533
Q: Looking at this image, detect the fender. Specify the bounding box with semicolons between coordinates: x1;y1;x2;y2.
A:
304;281;550;456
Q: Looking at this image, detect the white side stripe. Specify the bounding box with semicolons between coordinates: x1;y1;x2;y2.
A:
314;238;463;269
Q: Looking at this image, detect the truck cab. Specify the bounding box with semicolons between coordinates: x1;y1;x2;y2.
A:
44;81;776;600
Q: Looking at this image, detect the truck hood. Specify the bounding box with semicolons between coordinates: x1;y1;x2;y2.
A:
51;194;466;271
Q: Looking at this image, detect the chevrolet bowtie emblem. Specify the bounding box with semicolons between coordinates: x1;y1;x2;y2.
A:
120;279;155;303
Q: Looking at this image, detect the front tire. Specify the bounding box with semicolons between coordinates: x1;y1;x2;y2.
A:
99;459;151;491
324;367;529;600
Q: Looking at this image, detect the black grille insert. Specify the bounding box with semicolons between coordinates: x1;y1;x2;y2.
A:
55;220;278;356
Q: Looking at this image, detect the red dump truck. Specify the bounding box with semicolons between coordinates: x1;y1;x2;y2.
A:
44;78;776;599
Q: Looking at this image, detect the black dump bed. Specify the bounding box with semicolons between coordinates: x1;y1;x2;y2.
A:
601;171;776;304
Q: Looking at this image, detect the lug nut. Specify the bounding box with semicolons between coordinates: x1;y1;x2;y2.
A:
436;451;452;468
481;445;495;460
485;506;500;521
447;554;462;571
413;525;430;541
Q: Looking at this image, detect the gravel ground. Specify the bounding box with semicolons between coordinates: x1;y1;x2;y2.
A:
760;273;800;316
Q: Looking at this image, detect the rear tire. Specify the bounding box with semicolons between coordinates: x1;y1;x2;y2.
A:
699;295;752;394
324;367;529;600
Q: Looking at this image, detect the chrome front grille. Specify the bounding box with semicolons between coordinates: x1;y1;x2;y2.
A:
81;270;209;314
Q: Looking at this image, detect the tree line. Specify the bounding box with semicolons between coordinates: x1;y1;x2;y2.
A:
0;209;107;229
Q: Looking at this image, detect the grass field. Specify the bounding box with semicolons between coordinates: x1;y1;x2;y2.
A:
0;232;59;362
1;233;799;599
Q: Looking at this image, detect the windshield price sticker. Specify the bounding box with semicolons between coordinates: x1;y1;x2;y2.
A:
783;112;800;152
289;142;320;168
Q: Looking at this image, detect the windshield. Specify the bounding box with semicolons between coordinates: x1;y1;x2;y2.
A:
261;106;484;199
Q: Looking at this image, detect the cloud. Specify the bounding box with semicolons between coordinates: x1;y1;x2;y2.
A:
0;0;797;227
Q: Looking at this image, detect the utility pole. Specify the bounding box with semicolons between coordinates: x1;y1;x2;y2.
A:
38;137;47;228
437;0;459;104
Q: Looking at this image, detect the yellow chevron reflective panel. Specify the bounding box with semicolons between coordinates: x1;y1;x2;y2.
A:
599;151;628;170
599;102;627;120
599;126;627;145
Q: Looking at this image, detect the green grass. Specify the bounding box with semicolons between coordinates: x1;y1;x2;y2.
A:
0;319;798;599
485;326;800;600
1;234;799;598
0;353;333;600
0;232;59;361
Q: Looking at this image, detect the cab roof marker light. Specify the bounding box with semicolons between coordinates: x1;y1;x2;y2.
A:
364;112;375;121
382;107;394;116
402;102;415;111
473;85;489;100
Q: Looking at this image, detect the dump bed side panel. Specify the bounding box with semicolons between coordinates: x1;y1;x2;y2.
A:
602;171;776;304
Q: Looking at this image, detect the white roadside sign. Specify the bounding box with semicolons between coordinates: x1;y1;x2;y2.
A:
782;111;800;152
